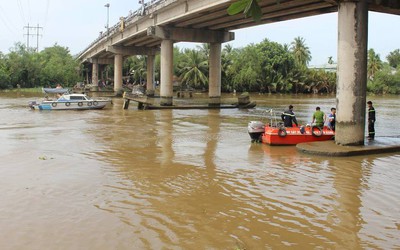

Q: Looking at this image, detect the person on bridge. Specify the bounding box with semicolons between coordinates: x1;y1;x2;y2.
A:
312;106;326;128
367;101;376;139
281;105;298;127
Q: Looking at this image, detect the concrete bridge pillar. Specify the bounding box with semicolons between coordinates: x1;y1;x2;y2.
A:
209;43;222;106
91;59;98;86
114;54;123;93
146;55;155;97
336;0;368;146
160;39;173;106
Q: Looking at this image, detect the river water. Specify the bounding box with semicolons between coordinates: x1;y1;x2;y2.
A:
0;91;399;249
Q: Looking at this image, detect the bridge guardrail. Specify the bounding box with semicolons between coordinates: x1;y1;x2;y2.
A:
78;0;176;59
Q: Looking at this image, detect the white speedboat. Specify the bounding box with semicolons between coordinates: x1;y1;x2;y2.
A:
29;91;111;110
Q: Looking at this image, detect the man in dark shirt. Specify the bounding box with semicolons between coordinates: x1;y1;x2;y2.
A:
281;105;298;127
367;101;376;139
328;107;336;131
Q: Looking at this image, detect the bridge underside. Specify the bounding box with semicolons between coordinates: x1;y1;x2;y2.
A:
79;0;399;61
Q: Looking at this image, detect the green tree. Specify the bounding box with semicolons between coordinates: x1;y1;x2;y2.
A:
177;49;208;89
227;0;262;22
229;45;261;92
368;63;400;94
367;48;382;80
0;52;10;88
257;39;295;93
386;49;400;69
290;36;312;68
39;44;80;87
126;55;147;84
6;43;41;88
221;44;236;92
196;43;210;58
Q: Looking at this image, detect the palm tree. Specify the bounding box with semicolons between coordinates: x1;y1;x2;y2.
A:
223;44;233;54
178;49;208;89
196;43;210;58
128;56;147;84
221;44;235;92
290;36;312;68
367;48;382;80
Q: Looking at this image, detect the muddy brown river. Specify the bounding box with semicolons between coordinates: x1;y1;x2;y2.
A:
0;91;399;249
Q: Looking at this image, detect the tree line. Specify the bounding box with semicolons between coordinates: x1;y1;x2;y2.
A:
1;39;399;94
0;43;80;89
123;38;400;94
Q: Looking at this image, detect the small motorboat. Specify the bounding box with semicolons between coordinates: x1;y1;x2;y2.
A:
29;89;111;110
261;124;334;145
248;109;335;145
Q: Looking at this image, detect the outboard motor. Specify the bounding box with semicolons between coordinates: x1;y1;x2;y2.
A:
247;121;265;142
28;101;37;109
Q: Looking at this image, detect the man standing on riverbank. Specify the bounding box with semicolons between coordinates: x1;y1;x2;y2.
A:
281;105;298;127
367;101;376;139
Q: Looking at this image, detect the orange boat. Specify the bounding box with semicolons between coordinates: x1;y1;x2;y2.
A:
247;109;335;145
261;124;334;145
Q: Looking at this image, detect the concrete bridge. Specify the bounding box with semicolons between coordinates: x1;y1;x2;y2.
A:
77;0;399;146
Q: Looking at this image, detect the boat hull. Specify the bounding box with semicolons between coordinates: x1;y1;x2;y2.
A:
261;125;334;145
30;100;110;110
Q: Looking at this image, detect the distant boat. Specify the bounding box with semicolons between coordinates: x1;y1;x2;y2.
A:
29;91;111;110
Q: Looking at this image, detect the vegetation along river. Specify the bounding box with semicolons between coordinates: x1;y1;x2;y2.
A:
0;91;399;249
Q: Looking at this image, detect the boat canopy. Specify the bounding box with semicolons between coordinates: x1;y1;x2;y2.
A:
42;88;69;94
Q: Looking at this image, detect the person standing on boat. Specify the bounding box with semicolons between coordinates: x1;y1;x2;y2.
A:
281;105;298;127
312;107;326;128
328;107;336;131
367;101;376;139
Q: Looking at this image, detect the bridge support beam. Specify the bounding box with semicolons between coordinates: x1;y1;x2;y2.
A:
209;43;221;106
146;55;155;97
160;39;174;106
335;0;368;146
114;54;123;93
91;59;99;86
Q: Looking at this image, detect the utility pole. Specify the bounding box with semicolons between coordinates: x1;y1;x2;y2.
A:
104;3;110;38
24;23;43;52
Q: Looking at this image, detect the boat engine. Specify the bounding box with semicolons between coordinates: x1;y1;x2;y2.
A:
247;121;265;142
28;101;37;109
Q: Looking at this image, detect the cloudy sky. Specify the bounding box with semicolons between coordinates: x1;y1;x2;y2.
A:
0;0;399;65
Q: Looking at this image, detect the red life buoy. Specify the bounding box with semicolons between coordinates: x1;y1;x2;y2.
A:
278;127;287;137
312;126;323;137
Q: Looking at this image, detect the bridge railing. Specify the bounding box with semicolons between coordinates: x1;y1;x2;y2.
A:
77;0;177;59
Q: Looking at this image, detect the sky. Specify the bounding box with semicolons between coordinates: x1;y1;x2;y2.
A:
0;0;399;65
